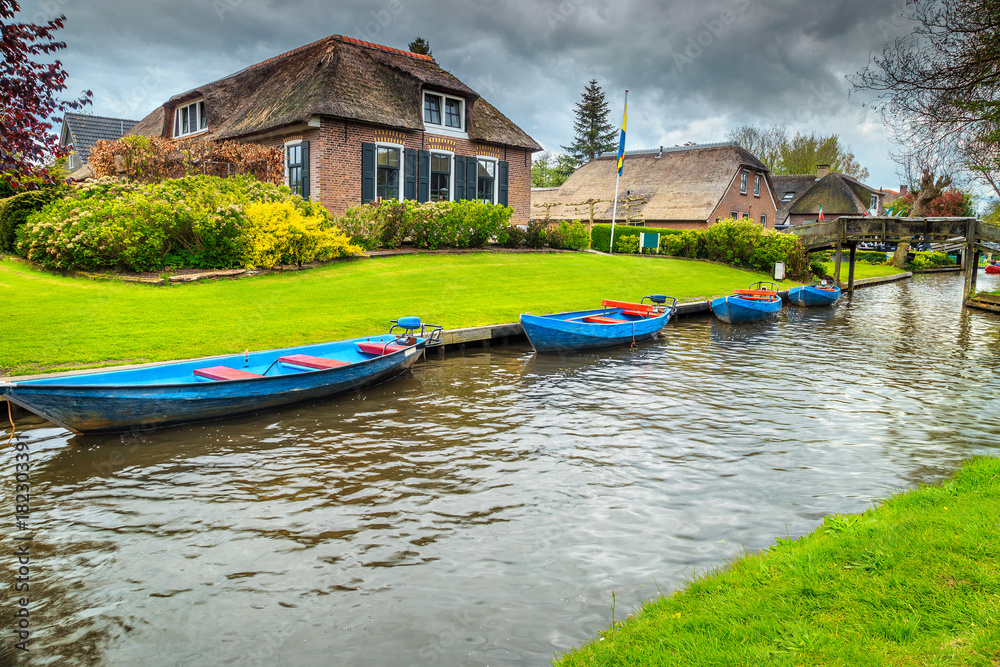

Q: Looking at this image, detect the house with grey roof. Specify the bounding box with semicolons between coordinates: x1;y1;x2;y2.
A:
773;165;885;227
130;35;541;222
59;112;139;173
531;142;778;229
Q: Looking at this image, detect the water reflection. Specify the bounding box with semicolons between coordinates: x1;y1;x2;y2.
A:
2;273;1000;666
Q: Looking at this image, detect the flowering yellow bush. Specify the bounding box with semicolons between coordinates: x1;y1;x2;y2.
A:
242;202;362;269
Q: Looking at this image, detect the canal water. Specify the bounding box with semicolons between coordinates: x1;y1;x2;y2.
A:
3;273;1000;666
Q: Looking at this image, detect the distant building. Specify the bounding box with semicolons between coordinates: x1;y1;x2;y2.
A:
773;165;887;226
130;35;541;222
59;112;138;174
530;142;778;229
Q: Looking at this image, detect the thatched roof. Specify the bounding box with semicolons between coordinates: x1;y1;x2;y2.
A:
532;143;770;222
773;175;820;224
130;35;540;151
785;173;878;219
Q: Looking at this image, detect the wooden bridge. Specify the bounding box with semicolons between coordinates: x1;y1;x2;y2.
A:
785;216;1000;301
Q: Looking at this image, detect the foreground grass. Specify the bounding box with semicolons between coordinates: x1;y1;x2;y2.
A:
1;253;779;375
556;456;1000;666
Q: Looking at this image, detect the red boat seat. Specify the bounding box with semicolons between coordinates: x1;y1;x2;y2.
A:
278;354;352;370
583;315;628;324
193;366;263;381
601;300;654;314
356;342;409;356
621;309;652;317
734;289;778;301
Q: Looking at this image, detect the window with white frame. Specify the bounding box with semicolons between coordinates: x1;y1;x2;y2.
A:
754;173;761;197
174;100;207;138
740;171;748;194
870;194;878;211
781;191;795;202
760;214;767;226
377;146;401;200
430;153;451;202
423;92;465;133
477;157;496;204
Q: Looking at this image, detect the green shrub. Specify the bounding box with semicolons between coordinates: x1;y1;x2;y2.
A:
908;251;955;271
547;220;590;250
242;201;360;268
658;218;809;279
337;203;386;250
615;235;640;254
856;250;888;264
0;189;60;253
18;175;320;271
501;225;526;248
590;223;683;252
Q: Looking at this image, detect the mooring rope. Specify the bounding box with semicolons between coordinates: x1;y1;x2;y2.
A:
6;400;14;447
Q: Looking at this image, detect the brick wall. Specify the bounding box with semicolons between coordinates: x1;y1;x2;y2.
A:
709;168;778;229
247;119;533;224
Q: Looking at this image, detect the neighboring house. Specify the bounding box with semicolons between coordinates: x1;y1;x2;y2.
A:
130;35;541;222
59;112;138;173
774;165;887;227
530;142;778;229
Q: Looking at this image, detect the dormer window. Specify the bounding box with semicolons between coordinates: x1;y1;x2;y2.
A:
423;92;465;134
174;100;207;138
782;191;795;202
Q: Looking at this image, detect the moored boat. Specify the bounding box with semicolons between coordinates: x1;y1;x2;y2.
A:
710;281;783;324
519;295;678;354
0;318;442;434
985;263;1000;275
787;282;842;307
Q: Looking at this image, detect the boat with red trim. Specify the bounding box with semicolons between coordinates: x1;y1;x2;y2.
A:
710;281;783;324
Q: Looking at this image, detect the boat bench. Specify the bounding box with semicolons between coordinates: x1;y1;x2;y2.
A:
193;366;263;381
356;342;408;356
582;315;628;324
278;354;352;370
734;289;778;301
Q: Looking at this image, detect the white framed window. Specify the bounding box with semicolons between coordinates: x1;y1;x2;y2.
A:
173;100;207;138
430;151;453;202
376;143;404;201
781;191;795;202
760;214;767;226
476;156;497;204
870;194;878;211
754;173;761;197
740;171;748;195
730;210;738;219
423;91;466;136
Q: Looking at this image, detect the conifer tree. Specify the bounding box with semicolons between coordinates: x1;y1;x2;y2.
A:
561;80;618;164
408;36;432;57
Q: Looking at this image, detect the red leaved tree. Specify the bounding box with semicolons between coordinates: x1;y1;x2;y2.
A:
1;0;92;187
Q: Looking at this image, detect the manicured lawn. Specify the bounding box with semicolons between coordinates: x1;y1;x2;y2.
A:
0;253;780;375
820;262;910;280
555;455;1000;666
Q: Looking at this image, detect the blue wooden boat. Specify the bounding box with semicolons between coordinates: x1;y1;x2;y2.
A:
710;281;783;324
0;318;442;434
519;295;678;354
787;282;842;307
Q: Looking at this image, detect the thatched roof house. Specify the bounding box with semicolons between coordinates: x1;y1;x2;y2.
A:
774;166;885;226
131;35;541;222
531;142;778;230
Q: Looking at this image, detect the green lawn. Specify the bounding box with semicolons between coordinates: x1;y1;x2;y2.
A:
555;456;1000;666
821;262;910;280
0;253;782;375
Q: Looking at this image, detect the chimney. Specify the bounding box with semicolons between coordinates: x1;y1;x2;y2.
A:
816;164;831;178
656;145;663;158
900;185;908;196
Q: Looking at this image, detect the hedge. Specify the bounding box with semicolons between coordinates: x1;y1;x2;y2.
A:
0;190;60;253
591;223;683;253
661;218;809;279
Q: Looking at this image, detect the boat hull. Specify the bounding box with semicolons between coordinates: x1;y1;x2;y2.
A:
520;308;672;354
710;295;782;324
986;264;1000;275
787;284;842;307
1;335;426;434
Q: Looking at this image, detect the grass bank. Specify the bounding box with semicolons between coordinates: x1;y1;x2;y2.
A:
820;262;911;280
1;253;782;375
555;455;1000;666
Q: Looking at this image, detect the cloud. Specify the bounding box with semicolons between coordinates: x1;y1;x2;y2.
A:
21;0;908;187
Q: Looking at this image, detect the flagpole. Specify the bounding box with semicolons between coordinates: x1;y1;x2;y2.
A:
609;90;628;253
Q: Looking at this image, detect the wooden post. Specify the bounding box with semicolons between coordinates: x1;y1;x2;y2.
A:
847;242;857;295
834;242;843;286
963;220;976;303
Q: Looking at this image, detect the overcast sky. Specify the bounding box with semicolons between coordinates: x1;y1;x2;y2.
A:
24;0;916;190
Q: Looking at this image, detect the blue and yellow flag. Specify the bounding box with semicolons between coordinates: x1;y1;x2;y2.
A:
616;95;628;176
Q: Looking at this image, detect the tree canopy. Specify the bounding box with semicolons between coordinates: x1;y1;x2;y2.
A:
408;36;432;57
531;152;578;188
561;80;618;163
1;0;91;187
724;125;869;180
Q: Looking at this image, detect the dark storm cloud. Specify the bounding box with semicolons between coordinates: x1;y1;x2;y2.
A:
24;0;913;186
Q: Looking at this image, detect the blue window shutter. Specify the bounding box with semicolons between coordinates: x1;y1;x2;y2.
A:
455;156;466;201
361;142;376;203
404;148;417;200
498;160;508;207
466;158;478;201
417;150;430;203
301;141;310;200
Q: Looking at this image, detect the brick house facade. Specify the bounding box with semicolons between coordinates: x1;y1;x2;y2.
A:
531;143;778;229
130;35;540;223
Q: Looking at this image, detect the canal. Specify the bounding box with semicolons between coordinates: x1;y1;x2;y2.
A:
3;272;1000;665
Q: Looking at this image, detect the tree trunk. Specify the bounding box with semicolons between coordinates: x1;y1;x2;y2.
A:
892;170;952;268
